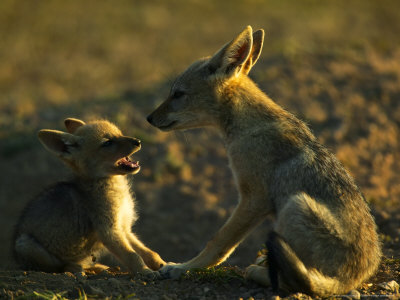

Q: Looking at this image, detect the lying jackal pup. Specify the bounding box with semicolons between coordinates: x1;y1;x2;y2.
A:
14;118;165;276
147;26;381;296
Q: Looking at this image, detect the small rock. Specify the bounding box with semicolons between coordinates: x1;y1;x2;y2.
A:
75;272;87;282
83;283;105;297
378;280;399;293
347;289;361;299
64;272;75;278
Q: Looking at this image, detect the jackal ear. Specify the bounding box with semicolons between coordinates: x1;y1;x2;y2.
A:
242;29;264;75
64;118;85;134
38;130;79;158
208;26;253;78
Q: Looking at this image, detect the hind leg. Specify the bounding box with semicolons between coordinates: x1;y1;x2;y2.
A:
14;234;64;272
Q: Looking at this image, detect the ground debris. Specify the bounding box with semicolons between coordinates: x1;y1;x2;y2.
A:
0;263;399;300
378;280;399;293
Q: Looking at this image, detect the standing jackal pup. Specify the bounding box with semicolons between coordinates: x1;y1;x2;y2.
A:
14;118;165;276
147;26;381;296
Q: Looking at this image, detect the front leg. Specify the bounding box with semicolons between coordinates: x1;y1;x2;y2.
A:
98;229;159;278
127;232;166;270
160;200;268;278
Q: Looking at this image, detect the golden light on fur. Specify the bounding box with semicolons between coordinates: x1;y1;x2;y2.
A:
148;26;381;296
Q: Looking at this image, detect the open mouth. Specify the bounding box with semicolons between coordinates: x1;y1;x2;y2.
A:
116;156;140;173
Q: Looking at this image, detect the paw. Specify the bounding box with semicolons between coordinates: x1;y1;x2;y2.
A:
245;264;271;286
159;263;187;279
138;268;161;280
144;252;167;271
245;264;263;280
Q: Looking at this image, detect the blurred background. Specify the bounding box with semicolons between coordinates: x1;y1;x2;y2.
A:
1;0;399;269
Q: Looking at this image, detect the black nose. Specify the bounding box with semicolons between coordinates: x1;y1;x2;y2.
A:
133;138;141;147
146;114;153;124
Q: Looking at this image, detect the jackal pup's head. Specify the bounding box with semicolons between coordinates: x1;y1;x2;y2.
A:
38;118;141;178
147;25;264;131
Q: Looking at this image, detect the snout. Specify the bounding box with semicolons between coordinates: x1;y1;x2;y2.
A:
147;100;178;131
120;137;141;153
114;137;141;175
131;138;141;147
129;137;141;151
146;109;177;131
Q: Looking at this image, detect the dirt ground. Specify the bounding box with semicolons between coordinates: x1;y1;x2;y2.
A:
1;1;400;299
0;233;399;299
0;232;400;300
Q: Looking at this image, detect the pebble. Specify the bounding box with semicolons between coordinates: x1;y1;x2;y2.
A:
83;283;105;297
74;272;87;282
347;289;361;299
378;280;399;293
64;272;75;278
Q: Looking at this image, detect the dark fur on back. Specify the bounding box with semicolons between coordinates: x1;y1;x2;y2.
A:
13;181;93;271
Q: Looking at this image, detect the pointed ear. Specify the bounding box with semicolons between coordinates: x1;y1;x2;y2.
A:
38;129;79;157
208;26;253;78
242;29;264;75
64;118;85;134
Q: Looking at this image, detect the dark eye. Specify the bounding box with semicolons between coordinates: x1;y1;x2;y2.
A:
172;90;185;99
102;140;113;147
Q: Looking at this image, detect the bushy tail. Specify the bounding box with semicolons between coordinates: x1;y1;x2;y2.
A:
267;231;344;297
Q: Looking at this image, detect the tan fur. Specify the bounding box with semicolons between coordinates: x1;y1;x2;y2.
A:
14;118;165;277
147;26;381;296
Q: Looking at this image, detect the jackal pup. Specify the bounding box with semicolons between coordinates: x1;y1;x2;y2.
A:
14;118;165;276
147;26;381;296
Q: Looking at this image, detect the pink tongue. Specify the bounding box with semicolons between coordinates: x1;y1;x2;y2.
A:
121;158;138;168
